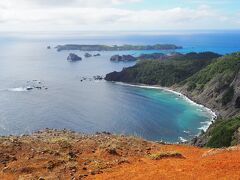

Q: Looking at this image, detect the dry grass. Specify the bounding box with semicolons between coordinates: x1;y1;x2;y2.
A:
148;151;183;160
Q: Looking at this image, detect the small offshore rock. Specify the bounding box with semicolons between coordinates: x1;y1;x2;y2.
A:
84;53;92;58
67;53;82;62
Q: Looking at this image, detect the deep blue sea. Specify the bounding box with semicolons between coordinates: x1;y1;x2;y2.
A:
0;30;239;142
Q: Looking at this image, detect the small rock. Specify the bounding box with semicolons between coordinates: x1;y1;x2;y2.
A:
84;53;92;58
67;53;82;62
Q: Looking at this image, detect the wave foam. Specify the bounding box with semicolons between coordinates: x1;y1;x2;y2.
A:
8;87;28;92
179;137;188;142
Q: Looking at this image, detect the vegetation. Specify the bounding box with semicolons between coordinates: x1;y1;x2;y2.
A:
148;151;183;160
206;117;240;148
185;52;240;91
105;52;221;86
222;86;235;105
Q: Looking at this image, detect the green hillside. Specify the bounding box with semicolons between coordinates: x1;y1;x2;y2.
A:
105;52;221;86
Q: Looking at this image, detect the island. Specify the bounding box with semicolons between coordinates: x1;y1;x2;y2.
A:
67;53;82;61
110;55;137;62
55;44;182;52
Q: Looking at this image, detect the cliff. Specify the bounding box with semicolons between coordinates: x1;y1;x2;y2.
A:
175;52;240;118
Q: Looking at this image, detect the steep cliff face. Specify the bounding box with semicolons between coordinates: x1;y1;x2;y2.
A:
177;53;240;147
176;53;240;119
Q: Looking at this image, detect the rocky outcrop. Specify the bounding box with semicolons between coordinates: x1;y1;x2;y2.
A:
93;53;101;57
84;53;92;58
110;55;137;62
67;53;82;61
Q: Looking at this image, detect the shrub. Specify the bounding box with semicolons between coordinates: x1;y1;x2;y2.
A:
206;117;240;148
222;86;234;105
148;151;183;160
187;82;197;91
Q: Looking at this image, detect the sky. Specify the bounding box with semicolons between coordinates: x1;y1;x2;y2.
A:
0;0;240;31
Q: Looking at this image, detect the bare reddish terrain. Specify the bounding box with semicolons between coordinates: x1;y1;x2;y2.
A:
0;129;240;180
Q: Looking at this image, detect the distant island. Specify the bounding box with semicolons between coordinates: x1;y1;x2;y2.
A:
55;44;182;52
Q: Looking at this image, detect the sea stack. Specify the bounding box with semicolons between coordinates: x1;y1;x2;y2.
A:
67;53;82;61
84;53;92;58
93;53;101;57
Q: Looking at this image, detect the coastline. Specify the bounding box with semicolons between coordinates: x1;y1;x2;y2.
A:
115;82;217;134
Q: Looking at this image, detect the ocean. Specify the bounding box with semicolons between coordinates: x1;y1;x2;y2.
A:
0;30;239;142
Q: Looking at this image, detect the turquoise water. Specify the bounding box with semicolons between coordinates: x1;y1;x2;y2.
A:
0;31;239;142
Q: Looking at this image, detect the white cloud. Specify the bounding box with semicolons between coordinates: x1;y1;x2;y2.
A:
0;0;141;8
0;0;239;31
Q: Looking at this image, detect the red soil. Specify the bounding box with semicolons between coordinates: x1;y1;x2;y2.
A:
0;129;239;180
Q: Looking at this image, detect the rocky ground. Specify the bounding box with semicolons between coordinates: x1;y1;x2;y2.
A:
0;129;240;180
